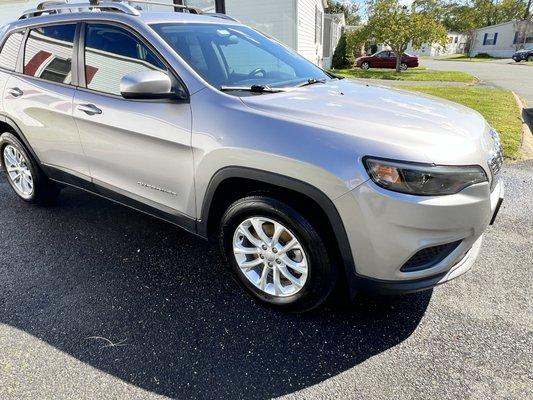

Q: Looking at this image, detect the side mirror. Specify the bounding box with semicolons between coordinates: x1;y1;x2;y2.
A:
120;70;178;100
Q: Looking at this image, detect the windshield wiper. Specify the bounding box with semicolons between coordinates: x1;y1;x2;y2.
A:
220;84;286;93
295;78;328;88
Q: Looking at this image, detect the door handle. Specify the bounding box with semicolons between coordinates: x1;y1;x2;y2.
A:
7;87;23;98
77;103;102;116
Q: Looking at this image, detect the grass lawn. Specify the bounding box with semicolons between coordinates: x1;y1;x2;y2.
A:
434;54;504;62
332;67;476;82
400;86;522;159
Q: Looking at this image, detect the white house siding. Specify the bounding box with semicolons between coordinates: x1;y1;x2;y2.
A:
469;20;533;58
406;33;467;57
297;0;326;66
323;13;345;69
225;0;297;50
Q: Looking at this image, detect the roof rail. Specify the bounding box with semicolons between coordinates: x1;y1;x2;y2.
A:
20;1;141;19
202;13;239;22
19;0;230;20
125;0;202;14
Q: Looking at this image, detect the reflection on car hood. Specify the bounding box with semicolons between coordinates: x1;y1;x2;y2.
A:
240;79;488;164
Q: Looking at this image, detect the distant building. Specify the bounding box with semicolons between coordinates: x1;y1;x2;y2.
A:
405;32;467;57
322;13;345;69
469;20;533;58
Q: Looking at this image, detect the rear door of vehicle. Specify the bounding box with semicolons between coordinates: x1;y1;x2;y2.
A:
2;23;90;180
72;22;194;221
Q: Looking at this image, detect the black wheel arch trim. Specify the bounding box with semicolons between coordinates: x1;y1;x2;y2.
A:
197;166;360;296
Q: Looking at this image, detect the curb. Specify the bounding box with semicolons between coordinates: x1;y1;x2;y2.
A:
511;92;533;161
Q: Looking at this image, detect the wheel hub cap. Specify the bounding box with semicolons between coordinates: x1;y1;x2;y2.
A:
233;217;309;297
3;145;33;198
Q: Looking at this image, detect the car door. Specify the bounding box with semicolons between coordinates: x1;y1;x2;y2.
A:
386;51;397;68
73;22;194;218
2;23;90;179
373;51;389;68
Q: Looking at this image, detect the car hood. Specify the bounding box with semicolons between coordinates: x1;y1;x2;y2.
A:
239;79;490;165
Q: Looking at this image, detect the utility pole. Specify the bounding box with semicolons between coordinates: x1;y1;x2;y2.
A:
525;0;532;20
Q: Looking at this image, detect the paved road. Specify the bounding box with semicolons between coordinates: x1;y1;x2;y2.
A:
1;161;532;400
422;59;533;106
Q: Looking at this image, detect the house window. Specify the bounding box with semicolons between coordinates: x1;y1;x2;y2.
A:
315;6;323;45
514;31;533;44
454;36;458;43
483;32;498;45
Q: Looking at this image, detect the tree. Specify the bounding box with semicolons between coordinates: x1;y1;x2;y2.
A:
366;0;448;72
331;33;355;68
326;0;362;25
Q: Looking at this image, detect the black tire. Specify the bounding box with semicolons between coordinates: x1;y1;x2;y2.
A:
0;132;60;205
361;62;370;70
219;196;336;312
400;62;408;71
528;55;533;62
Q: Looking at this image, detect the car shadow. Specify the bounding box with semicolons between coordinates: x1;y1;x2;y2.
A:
0;186;431;399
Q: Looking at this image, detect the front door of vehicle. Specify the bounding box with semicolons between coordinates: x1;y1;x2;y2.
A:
73;23;194;218
2;24;90;179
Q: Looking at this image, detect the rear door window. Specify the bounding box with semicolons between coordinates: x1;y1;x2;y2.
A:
84;23;167;96
23;24;76;84
0;31;25;71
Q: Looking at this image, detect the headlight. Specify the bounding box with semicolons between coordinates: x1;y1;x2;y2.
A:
363;157;488;196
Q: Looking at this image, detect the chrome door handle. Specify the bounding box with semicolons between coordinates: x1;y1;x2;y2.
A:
77;103;102;116
7;87;23;98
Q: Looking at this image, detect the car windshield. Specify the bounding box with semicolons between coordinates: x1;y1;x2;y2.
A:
151;23;330;91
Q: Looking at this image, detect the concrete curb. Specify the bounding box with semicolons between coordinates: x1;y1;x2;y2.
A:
512;91;533;161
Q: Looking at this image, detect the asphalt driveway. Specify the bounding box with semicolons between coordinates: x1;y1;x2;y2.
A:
1;161;532;400
422;59;533;106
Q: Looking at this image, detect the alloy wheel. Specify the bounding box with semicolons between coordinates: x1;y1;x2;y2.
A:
232;217;309;297
3;145;34;198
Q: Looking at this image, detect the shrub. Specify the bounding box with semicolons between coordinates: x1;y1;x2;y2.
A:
332;33;355;69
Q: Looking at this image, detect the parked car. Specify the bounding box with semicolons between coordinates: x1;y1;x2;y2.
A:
0;1;504;312
512;46;533;62
356;51;419;70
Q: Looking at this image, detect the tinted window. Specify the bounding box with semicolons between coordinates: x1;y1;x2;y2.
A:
152;23;329;89
0;31;24;71
84;24;167;96
24;24;76;84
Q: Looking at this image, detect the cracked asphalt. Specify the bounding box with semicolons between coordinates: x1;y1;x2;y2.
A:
0;161;532;400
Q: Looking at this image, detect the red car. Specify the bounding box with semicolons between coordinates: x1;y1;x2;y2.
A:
355;51;419;71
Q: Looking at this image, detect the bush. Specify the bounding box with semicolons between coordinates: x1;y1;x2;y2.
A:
332;33;355;69
474;53;493;58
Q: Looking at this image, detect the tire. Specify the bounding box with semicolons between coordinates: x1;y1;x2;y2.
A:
400;62;408;71
219;196;336;312
361;62;370;70
0;132;60;205
528;55;533;62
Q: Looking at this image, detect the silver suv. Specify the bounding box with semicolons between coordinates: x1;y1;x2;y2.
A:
0;1;504;312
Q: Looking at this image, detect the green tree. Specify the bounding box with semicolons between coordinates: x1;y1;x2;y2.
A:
331;33;355;68
366;0;448;72
326;0;362;25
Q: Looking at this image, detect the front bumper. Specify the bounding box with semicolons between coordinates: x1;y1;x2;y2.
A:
334;178;504;294
512;53;528;61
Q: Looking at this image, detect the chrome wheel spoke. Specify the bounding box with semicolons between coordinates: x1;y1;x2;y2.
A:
238;226;262;248
233;243;260;255
271;222;284;247
278;264;303;287
281;255;307;274
273;267;282;296
279;238;298;255
239;257;264;270
258;265;269;290
251;219;270;244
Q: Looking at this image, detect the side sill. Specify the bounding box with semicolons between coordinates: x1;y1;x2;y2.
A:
42;165;199;237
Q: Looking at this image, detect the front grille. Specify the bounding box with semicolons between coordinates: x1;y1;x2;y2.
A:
488;129;504;189
401;240;462;272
